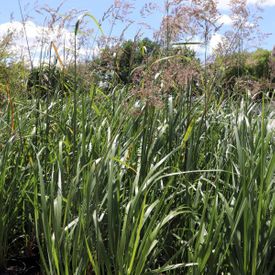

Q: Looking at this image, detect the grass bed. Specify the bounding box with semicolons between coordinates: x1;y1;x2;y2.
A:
0;85;274;274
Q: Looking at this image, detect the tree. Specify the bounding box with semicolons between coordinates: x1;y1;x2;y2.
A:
115;38;161;84
246;48;271;79
271;46;275;86
0;32;26;99
89;38;161;86
212;48;273;99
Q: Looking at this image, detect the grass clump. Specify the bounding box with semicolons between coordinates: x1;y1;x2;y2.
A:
0;78;274;274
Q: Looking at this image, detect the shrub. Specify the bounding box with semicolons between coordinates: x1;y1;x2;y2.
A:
89;38;161;87
246;48;271;79
27;66;74;98
213;49;272;97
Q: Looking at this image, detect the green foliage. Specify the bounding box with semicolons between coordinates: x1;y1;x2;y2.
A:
116;38;161;84
213;49;272;96
246;48;271;79
0;80;274;274
27;66;74;98
0;35;26;98
89;38;200;94
89;38;161;87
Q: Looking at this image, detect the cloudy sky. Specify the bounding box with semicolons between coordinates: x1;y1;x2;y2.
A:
0;0;274;64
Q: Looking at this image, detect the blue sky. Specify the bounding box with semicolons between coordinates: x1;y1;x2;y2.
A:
0;0;274;60
0;0;160;38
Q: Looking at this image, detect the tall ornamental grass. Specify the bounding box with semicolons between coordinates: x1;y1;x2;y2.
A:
0;79;274;274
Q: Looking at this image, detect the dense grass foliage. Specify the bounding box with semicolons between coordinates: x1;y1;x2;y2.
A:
0;1;274;273
0;83;274;274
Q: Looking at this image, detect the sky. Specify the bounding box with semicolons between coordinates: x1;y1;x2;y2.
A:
0;0;275;64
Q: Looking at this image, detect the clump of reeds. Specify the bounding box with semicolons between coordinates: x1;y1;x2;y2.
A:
0;1;274;274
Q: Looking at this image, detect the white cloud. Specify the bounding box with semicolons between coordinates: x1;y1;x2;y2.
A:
209;33;224;51
248;0;275;6
184;33;224;56
218;0;275;10
217;0;231;10
217;14;233;26
0;21;95;66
